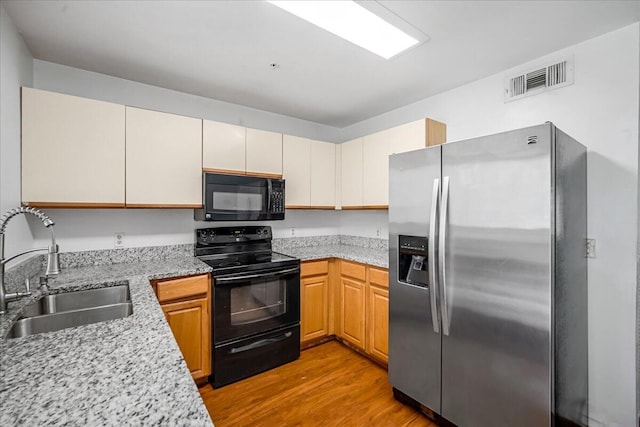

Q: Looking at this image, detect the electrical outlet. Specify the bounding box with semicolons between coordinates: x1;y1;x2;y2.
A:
291;228;295;236
376;228;380;237
586;238;595;258
114;232;125;248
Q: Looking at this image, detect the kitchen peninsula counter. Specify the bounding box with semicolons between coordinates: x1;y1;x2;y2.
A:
0;251;214;426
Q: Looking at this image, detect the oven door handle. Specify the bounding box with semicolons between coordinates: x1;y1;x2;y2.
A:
229;331;293;354
215;267;300;284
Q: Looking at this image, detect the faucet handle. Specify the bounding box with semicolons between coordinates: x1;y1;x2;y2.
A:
24;277;31;293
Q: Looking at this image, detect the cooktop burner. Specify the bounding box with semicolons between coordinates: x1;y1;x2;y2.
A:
194;225;299;275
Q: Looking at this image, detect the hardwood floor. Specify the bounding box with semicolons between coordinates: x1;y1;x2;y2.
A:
199;341;436;426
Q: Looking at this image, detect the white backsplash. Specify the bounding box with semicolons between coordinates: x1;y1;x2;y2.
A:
29;208;388;253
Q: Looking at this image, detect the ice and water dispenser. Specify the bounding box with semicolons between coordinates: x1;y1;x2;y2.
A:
398;235;429;287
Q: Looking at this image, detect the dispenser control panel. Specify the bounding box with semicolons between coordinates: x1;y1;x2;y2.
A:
398;235;429;287
399;235;427;253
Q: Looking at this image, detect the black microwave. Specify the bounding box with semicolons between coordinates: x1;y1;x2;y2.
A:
195;173;285;221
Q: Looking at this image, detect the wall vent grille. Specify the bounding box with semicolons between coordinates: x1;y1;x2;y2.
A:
504;57;574;102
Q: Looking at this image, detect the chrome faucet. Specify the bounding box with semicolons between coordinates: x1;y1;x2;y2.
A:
0;207;60;314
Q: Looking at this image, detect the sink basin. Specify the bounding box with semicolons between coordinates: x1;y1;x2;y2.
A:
6;303;133;339
4;285;133;339
21;285;131;317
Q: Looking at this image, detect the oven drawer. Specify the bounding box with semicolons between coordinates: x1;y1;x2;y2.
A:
212;324;300;388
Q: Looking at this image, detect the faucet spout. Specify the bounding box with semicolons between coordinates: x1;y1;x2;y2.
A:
0;207;60;314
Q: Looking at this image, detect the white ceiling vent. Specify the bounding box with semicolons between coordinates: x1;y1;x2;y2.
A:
504;57;574;102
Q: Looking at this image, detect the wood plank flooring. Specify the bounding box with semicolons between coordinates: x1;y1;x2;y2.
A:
199;341;436;426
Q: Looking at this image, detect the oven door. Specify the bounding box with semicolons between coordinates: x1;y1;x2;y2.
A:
213;265;300;344
204;173;278;221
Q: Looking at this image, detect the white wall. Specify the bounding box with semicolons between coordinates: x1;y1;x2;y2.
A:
340;23;640;427
0;5;34;265
339;210;388;239
30;208;341;252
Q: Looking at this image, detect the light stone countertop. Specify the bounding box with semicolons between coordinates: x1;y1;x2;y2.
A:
0;256;214;427
0;237;388;426
273;236;389;268
276;244;388;268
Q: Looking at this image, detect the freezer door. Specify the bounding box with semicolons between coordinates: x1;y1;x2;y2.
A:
388;147;442;412
440;124;552;427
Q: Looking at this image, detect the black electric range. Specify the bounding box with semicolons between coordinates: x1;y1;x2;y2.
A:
194;225;301;388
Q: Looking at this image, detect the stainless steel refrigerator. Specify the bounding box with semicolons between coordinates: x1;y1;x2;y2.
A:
388;123;588;427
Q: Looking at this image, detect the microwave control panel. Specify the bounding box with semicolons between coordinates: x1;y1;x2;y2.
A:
271;187;285;213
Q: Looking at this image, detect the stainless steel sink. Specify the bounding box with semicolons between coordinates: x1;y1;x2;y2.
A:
4;285;133;339
21;285;131;316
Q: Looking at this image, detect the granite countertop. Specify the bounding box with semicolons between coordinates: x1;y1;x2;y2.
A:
0;256;214;426
278;244;388;268
0;236;387;426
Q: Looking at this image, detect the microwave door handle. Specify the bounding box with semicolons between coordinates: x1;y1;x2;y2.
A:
267;179;273;212
215;267;301;284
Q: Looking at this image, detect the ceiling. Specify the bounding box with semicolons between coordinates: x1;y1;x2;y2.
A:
4;1;640;127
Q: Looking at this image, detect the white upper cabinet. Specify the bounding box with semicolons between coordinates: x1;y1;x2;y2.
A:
125;107;202;206
388;118;447;154
310;140;336;207
339;118;446;209
389;119;426;154
283;135;336;208
246;128;283;176
202;120;246;173
340;138;363;208
21;87;126;206
283;135;311;206
363;129;391;206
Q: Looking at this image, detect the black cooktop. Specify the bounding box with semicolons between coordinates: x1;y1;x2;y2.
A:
195;225;299;275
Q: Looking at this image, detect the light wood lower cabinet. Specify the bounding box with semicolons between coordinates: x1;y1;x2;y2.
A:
302;259;388;364
301;275;329;341
340;276;366;350
300;260;330;345
367;267;389;363
153;274;211;381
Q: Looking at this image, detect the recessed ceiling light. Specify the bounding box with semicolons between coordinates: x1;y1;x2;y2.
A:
268;0;419;59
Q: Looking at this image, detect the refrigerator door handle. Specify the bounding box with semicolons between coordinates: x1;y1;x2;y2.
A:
429;178;440;334
439;176;451;336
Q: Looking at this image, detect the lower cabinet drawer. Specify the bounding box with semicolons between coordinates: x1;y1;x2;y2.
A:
156;274;209;303
301;260;329;277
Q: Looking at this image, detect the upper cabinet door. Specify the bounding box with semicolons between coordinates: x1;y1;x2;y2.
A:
363;129;391;206
389;118;447;154
340;138;363;208
21;87;126;207
202;120;246;173
310;140;336;208
125;107;202;207
389;119;426;154
283;135;311;207
246;128;283;176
